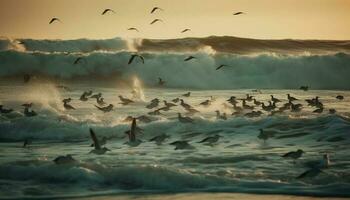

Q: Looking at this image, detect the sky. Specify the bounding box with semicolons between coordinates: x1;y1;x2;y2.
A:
0;0;349;40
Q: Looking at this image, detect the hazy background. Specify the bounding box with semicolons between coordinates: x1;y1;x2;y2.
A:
0;0;349;40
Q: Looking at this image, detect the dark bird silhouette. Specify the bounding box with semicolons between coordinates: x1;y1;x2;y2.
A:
181;29;191;33
49;18;61;24
150;19;163;25
151;7;163;14
216;64;229;70
336;95;344;100
127;27;139;32
73;57;84;65
158;77;165;86
184;56;196;61
102;9;115;15
233;12;245;16
128;54;145;65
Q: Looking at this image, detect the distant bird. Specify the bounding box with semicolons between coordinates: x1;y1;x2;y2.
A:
170;140;194;150
182;92;191;97
23;139;32;148
149;133;169;145
53;155;77;165
23;74;31;83
198;134;222;146
158;77;165;86
150;19;163;25
216;64;228;70
282;149;305;162
102;9;115;15
119;95;134;105
297;168;322;179
199;100;211;107
313;106;324;113
172;98;180;103
96;97;106;106
128;54;145;65
233;12;245;16
90;93;102;99
73;57;84;65
127;27;139;32
336;95;344;100
215;110;227;120
63;102;75;110
184;56;196;61
89;128;110;154
257;129;274;143
95;104;113;112
271;95;281;103
0;105;13;114
181;29;191;33
80;92;89;101
178;113;194;123
62;98;72;104
300;86;309;91
287;94;298;101
164;100;176;107
49;18;61;24
150;7;163;14
125;118;142;147
180;99;192;109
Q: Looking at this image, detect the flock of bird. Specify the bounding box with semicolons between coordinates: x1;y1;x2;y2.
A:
1;85;344;179
2;6;343;181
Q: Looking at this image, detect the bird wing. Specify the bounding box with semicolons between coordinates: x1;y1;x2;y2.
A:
130;118;137;141
138;55;145;64
49;18;60;24
90;128;101;150
128;55;136;64
216;65;225;70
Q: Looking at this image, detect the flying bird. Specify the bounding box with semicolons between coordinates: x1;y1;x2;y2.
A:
184;56;196;61
73;57;84;65
102;9;115;15
127;27;139;32
150;19;163;25
233;12;245;16
49;18;61;24
216;64;229;70
151;7;163;14
128;54;145;65
181;29;191;33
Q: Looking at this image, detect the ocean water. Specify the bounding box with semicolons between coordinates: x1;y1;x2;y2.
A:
0;37;350;199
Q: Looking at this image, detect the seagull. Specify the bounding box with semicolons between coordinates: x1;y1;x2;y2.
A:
178;113;194;123
282;149;305;162
336;95;344;100
181;29;191;33
80;92;89;101
287;94;298;101
199;100;211;106
63;102;75;110
216;64;229;70
198;134;222;146
253;99;262;106
96;97;106;106
300;86;309;91
125;118;142;147
184;56;196;61
148;109;162;115
180;99;192;109
149;133;169;145
53;155;77;165
257;129;274;143
73;57;84;65
95;104;113;112
127;27;139;32
164;100;177;107
119;95;134;105
158;77;165;86
172;98;180;103
146;101;159;109
313;106;324;113
49;18;61;24
151;7;163;14
182;92;191;97
0;105;13;114
170;140;194;150
24;107;37;117
150;19;163;25
89;128;110;154
102;9;115;15
23;139;32;148
128;54;144;64
271;95;281;103
233;12;245;15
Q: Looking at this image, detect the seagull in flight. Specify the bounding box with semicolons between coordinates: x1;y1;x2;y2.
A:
102;9;115;15
127;27;139;32
73;57;84;65
151;7;163;14
89;128;110;155
184;56;196;61
181;29;191;33
128;54;145;65
216;64;229;70
233;12;245;16
150;19;163;25
49;18;61;24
